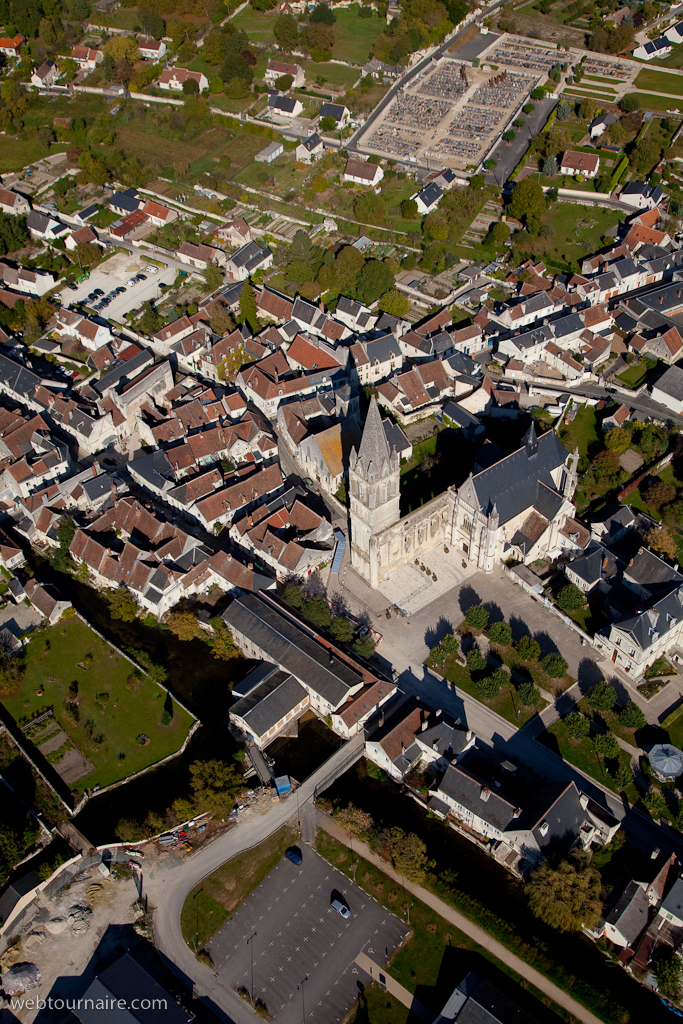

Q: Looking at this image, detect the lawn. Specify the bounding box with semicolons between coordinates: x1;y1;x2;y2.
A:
181;824;297;950
330;6;384;65
228;5;279;42
1;617;194;792
0;139;68;175
631;92;683;112
558;404;598;460
616;362;648;389
563;87;618;101
538;718;638;802
425;654;547;728
634;67;683;95
538;203;618;270
299;60;360;89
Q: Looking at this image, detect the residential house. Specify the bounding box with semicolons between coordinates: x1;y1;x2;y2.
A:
258;286;293;323
590;112;618;138
224;241;273;281
158;67;208;91
70;46;102;68
215;217;251;245
343;158;383;187
350;334;402;387
31;60;58;86
108;188;141;216
176;240;226;270
633;36;672;59
73;954;192;1024
141;199;176;227
414;182;443;214
53;307;113;351
0;262;55;298
295;133;323;163
620;182;665;210
138;38;166;59
0;35;24;57
0;188;30;216
652;364;683;414
230;494;335;580
560;150;600;178
365;698;473;781
331;678;397;739
26;212;68;242
603;880;650;948
24;579;71;625
265;59;305;87
266;95;303;118
319;103;349;126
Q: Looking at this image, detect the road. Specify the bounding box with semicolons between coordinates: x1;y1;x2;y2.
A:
147;733;364;1024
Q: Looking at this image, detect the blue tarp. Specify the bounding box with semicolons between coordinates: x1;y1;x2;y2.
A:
275;775;291;794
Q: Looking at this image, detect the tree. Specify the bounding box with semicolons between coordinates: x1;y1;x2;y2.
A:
644;481;676;513
379;289;409;317
356;259;394;304
432;633;459;661
483;221;509;248
564;711;590;740
657;950;682;1001
206;616;237;661
190;759;243;817
620;93;640;113
527;851;602;932
104;35;140;64
238;280;258;333
330;616;354;642
304;595;331;629
487;620;512;646
643;787;667;820
319;115;337;131
604;426;630;454
211;305;234;336
556;101;572;121
518;681;541;706
588;679;617;711
310;2;336;22
542;155;558;175
183;77;200;95
354;633;376;659
508;178;546;225
645;527;679;559
388;827;428;883
515;634;541;661
465;605;489;630
619;701;645;729
541;652;568;678
204;264;223;293
335;803;373;838
396;199;417;223
531;86;545;100
274;13;299;50
283;583;304;608
139;4;165;37
614;764;633;790
106;588;138;622
354;193;386;228
466;645;487;673
167;610;202;641
593;732;620;759
73;242;100;267
556;583;585;612
477;668;508;699
631;139;662;176
306;20;335;52
503;129;516;142
202;30;225;64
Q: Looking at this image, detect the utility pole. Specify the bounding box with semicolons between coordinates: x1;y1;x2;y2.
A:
247;930;257;1003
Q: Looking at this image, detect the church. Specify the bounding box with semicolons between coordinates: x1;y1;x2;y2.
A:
348;398;580;589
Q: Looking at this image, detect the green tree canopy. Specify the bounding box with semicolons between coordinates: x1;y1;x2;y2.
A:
465;604;489;630
527;851;602;931
356;259;394;304
588;679;617;711
556;583;585;611
507;178;546;225
564;711;590;739
487;620;512;646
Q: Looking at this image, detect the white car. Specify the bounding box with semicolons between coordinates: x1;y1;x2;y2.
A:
146;265;159;274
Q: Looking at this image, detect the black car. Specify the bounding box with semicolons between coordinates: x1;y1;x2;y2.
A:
67;282;78;291
93;288;104;296
137;274;147;281
87;293;97;301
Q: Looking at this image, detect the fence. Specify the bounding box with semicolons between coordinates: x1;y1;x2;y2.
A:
502;564;595;647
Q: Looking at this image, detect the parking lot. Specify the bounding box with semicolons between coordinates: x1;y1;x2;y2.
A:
209;846;408;1024
60;250;176;323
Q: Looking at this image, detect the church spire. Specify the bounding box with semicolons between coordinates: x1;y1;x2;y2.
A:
357;396;392;473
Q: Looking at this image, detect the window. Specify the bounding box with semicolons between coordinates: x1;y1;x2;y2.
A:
463;517;471;532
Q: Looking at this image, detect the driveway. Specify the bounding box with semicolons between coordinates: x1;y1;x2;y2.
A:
485;96;558;187
209;845;407;1024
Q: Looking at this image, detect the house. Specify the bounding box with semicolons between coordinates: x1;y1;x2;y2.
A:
31;60;58;86
362;57;405;79
331;677;397;739
109;209;149;241
0;34;23;57
65;225;99;251
590;112;618;138
138;37;166;59
343;158;383;186
73;954;192;1024
158;67;208;92
109;187;141;216
70;45;102;68
265;59;305;87
215;217;251;245
560;150;600;178
296;133;324;163
652;364;683;414
255;141;284;163
634;36;672;60
414;182;443;213
230;664;310;747
0;261;55;297
319;102;349;126
224;240;273;281
603;880;651;947
24;579;71;625
0;870;41;931
26;211;68;241
666;19;683;43
365;698;474;781
657;876;683;928
0;187;30;216
442;400;485;440
620;182;665;210
176;240;225;270
437;974;541;1024
141;199;176;227
267;94;304;118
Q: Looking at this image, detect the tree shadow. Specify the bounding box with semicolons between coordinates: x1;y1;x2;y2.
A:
483;601;504;624
533;630;558;658
576;657;605;692
424;615;454;649
509;613;530;642
458;584;481;617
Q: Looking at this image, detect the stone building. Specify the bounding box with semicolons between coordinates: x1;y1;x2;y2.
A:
348;398;580;589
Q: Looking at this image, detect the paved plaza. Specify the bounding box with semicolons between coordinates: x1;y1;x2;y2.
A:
209;845;408;1024
379;542;476;614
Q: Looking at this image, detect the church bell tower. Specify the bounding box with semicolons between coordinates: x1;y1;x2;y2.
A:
348;397;400;587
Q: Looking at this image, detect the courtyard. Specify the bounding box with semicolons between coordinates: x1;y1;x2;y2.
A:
209;844;408;1024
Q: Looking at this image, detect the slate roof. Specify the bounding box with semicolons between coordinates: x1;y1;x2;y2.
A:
229;240;272;270
568;547;604;586
653;364;683;401
320;102;346;121
78;954;191;1024
299;132;322;152
438;760;519;832
0;870;42;927
418;182;443;209
661;877;683;920
230;667;308;735
356;396;392;472
223;593;362;708
605;881;650;944
268;94;298;114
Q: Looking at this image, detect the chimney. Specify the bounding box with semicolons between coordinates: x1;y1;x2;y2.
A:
248;561;253;569
479;786;490;802
580;793;589;810
226;553;232;560
512;806;521;818
466;730;473;741
421;717;429;731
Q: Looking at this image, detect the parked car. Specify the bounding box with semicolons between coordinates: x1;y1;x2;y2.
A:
93;288;104;296
146;265;158;274
285;846;302;865
331;898;350;919
67;282;78;291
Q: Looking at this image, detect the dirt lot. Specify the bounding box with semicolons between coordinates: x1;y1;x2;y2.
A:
493;7;589;47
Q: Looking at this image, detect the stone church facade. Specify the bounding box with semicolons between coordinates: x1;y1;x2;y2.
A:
349;398;580;589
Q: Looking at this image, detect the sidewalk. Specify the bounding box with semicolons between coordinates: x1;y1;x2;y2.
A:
317;811;605;1024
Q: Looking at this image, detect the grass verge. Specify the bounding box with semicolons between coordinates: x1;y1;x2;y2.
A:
537;717;638;802
425;655;546;727
181;824;297;950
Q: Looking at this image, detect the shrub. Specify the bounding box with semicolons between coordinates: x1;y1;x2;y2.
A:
619;701;645;729
161;708;172;726
329;616;354;643
556;583;585;611
564;711;590;740
593;732;620;759
518;681;541;707
465;605;489;630
487;620;512;646
643;787;667;819
432;633;459;662
588;679;617;711
541;652;568;678
515;635;541;662
614;764;633;790
466;646;487;673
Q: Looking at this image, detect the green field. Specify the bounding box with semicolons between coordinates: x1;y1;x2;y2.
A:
538;202;618;269
328;6;384;64
229;5;279;42
564;87;619;100
0;139;68;175
631;92;683;112
299;60;360;89
634;67;683;95
1;617;194;792
539;718;638;802
616;362;648;389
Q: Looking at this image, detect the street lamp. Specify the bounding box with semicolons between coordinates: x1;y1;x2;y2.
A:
297;974;308;1023
247;930;257;1003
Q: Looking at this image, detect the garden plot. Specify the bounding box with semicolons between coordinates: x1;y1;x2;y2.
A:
25;714;94;785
